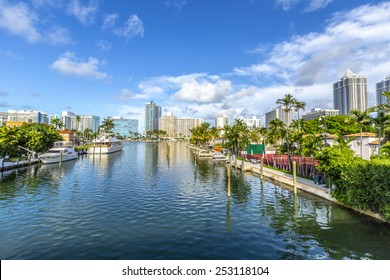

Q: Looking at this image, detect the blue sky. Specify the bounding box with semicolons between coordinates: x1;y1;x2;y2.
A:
1;0;390;131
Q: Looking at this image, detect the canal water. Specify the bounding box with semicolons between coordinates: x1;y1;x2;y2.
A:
1;142;390;260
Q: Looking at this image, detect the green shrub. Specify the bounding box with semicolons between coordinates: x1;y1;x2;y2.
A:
316;146;390;221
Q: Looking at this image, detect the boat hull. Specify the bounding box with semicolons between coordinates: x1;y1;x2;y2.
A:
38;154;78;164
87;143;124;154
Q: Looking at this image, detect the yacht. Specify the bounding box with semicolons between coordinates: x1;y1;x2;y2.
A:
88;134;124;154
38;141;78;164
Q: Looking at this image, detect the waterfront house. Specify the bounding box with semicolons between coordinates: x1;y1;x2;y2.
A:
345;132;378;160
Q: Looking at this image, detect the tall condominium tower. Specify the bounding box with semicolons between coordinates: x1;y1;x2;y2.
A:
215;114;230;129
333;69;367;115
376;74;390;106
265;105;293;127
145;101;162;132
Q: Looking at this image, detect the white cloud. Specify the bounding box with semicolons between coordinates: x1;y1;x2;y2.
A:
304;0;333;13
276;0;299;11
114;14;144;38
103;13;144;39
50;52;111;80
68;0;98;25
102;13;118;30
0;0;41;43
276;0;333;12
165;0;187;12
172;78;232;105
235;2;390;93
47;26;72;45
97;39;112;51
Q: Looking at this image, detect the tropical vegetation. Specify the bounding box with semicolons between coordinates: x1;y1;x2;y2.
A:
0;123;62;157
188;91;390;221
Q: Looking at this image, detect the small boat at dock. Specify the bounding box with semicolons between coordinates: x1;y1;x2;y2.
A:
212;152;228;162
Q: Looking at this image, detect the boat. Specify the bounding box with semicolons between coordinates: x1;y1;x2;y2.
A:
197;149;213;157
88;134;124;154
38;141;78;164
212;152;228;162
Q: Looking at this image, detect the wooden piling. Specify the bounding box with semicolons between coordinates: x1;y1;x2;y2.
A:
226;164;231;197
293;160;297;194
260;155;264;180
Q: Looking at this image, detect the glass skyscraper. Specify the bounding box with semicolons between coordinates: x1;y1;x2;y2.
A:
144;101;162;133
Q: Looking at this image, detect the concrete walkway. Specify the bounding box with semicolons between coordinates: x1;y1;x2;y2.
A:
228;158;386;222
231;159;333;200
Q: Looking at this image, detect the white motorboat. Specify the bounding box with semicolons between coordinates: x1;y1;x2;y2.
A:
88;134;124;154
212;152;228;162
38;141;78;164
197;149;213;157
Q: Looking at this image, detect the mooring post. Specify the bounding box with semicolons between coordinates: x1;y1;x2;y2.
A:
260;155;264;180
59;151;63;164
293;160;297;194
226;164;231;197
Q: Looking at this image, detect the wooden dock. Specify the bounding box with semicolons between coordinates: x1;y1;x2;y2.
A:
0;158;40;172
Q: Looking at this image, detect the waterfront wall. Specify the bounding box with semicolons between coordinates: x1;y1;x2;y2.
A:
231;159;386;223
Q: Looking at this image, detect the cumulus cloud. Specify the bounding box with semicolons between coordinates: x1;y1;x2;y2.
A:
172;79;232;104
0;0;41;43
50;52;111;80
68;0;98;25
235;2;390;91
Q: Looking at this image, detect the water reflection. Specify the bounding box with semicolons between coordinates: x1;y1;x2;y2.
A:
0;141;390;260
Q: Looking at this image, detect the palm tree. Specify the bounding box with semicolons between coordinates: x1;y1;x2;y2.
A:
381;91;390;111
76;115;81;132
223;119;250;156
267;119;286;153
84;128;93;140
276;93;297;160
350;110;371;158
50;118;63;130
100;117;115;133
371;109;390;155
294;100;306;132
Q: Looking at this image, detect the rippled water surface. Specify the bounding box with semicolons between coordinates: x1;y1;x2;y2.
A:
1;142;390;260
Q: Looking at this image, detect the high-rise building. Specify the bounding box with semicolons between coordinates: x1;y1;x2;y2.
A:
4;110;49;126
302;108;339;121
376;74;390;106
176;117;204;138
333;69;367;115
159;113;204;138
159;113;176;137
237;116;262;128
265;105;293;127
112;117;138;138
145;101;161;133
60;111;100;132
215;114;230;129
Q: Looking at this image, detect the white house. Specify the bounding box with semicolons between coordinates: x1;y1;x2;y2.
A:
345;132;379;160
